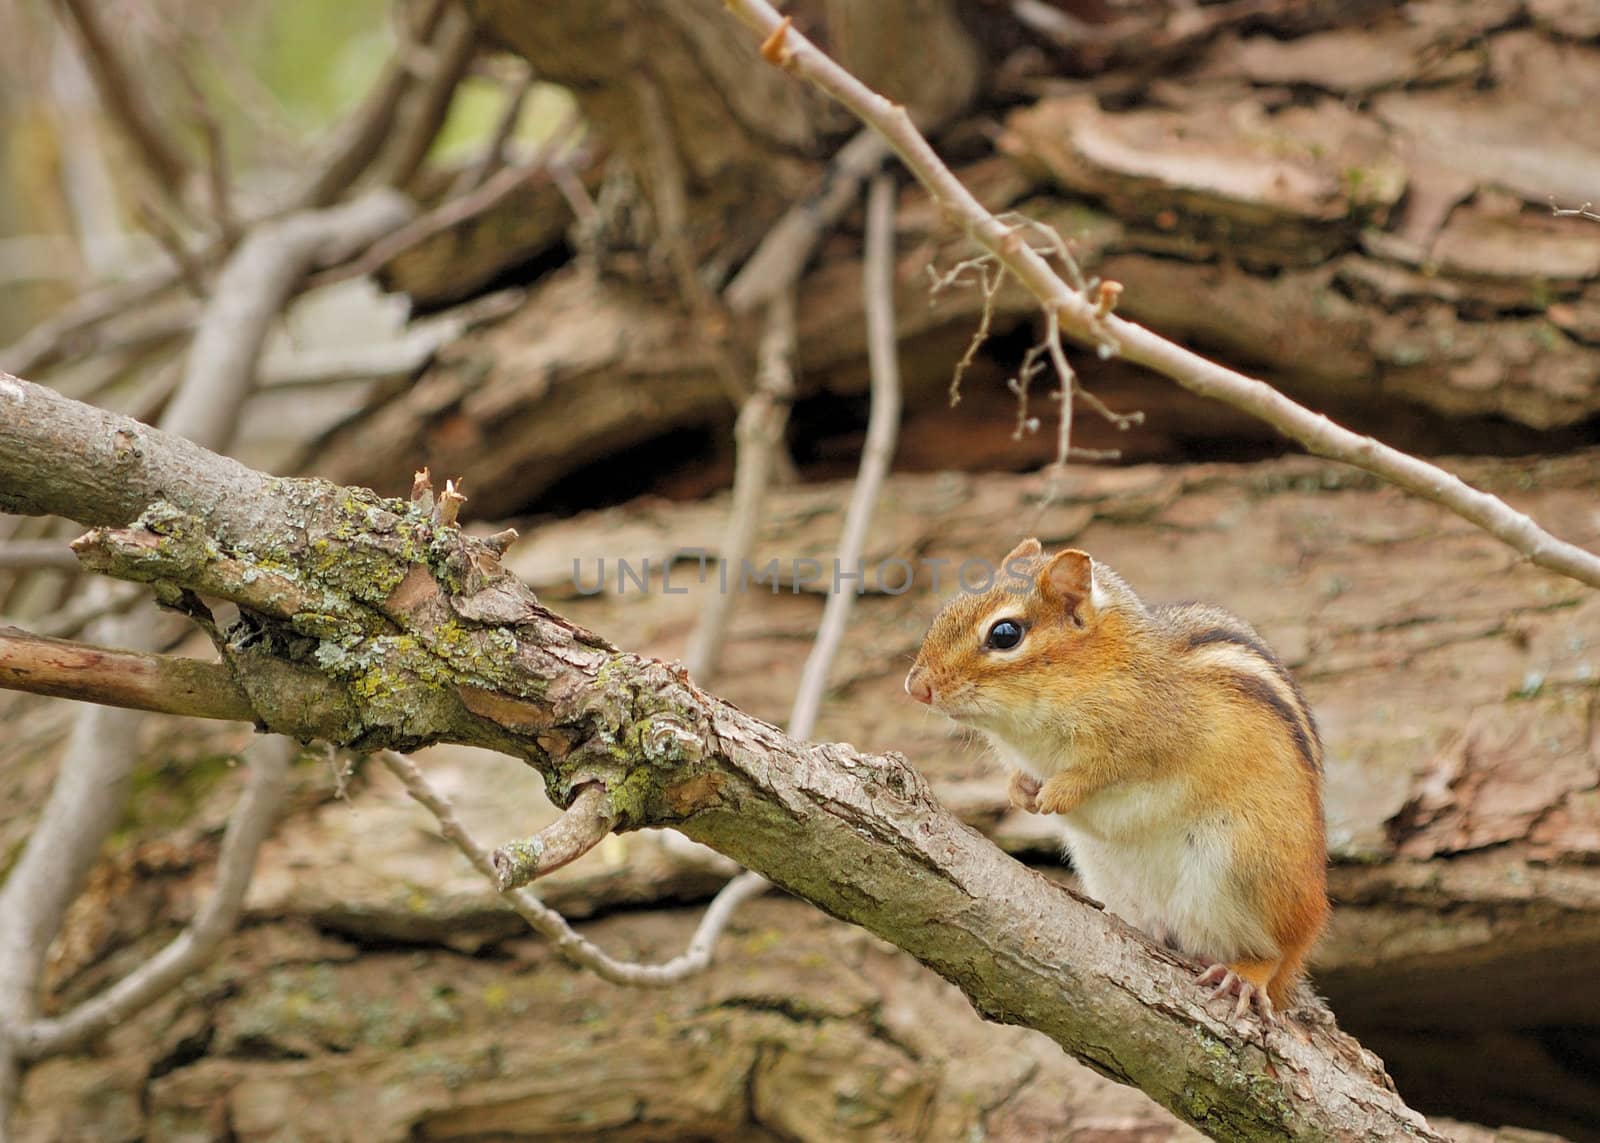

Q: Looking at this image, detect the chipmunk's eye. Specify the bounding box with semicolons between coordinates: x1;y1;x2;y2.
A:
985;619;1025;651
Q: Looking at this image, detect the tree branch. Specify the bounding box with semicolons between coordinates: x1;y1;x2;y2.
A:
787;174;902;739
492;782;615;890
721;0;1600;594
0;372;1440;1141
16;736;293;1059
381;750;767;987
0;626;251;721
56;0;192;208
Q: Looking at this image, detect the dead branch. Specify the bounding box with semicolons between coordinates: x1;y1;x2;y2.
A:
377;2;477;189
382;751;768;986
15;736;293;1059
292;0;450;207
722;0;1600;593
159;191;413;447
787;174;903;739
0;626;251;721
723;127;891;314
493;782;616;890
0;372;1442;1141
55;0;192;209
683;292;798;683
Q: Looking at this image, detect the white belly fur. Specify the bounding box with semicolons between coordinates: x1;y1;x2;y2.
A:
987;736;1277;961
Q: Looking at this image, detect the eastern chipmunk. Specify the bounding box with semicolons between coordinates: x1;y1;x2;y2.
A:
905;539;1327;1020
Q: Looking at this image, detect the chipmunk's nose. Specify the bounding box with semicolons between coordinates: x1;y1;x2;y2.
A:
905;666;933;705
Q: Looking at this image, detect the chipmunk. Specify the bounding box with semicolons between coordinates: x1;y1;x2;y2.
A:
904;538;1327;1021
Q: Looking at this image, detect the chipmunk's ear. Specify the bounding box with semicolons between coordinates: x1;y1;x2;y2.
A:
1002;537;1042;565
1039;549;1095;624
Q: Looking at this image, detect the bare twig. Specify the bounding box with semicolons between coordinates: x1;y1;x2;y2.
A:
291;0;449;208
56;0;192;209
310;153;559;290
723;0;1600;593
683;293;798;683
1044;308;1075;472
724;128;891;314
16;737;293;1058
377;2;477;189
382;751;767;987
944;260;1005;407
1008;340;1047;440
1552;199;1600;223
788;175;902;740
464;66;535;191
492;782;616;890
630;66;747;403
1075;381;1142;431
160;191;413;447
131;193;207;299
175;57;238;241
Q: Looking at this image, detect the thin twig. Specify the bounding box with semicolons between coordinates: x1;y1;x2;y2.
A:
787;175;902;740
56;0;192;210
310;130;575;291
945;260;1004;407
630;65;747;403
1009;341;1047;440
1044;308;1075;473
131;193;207;299
377;1;477;189
723;128;890;314
381;750;767;987
464;66;535;191
1551;199;1600;223
1075;382;1143;431
684;292;798;683
289;0;449;208
723;0;1600;593
17;737;293;1059
175;56;238;242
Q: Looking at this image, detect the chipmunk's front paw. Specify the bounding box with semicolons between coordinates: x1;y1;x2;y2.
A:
1197;963;1275;1023
1007;770;1042;813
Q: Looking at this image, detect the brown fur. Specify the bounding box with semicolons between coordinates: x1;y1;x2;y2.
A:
905;540;1328;1015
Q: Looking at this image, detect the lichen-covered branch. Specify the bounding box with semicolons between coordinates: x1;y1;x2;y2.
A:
0;372;1440;1141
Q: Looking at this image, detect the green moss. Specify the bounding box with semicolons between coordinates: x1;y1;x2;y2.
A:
117;752;240;839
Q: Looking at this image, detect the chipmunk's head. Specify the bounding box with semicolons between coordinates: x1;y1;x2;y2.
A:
904;539;1141;741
